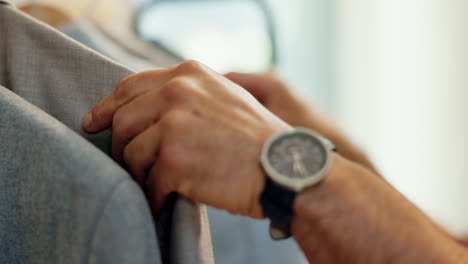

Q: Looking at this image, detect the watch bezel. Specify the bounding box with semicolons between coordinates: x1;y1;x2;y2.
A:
261;128;334;192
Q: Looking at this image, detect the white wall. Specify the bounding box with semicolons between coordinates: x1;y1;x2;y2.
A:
335;0;468;236
267;0;334;108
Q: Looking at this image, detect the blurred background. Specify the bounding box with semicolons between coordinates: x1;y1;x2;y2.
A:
13;0;468;260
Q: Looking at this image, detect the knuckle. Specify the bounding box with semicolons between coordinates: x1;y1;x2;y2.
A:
112;108;131;135
161;78;197;102
166;78;192;90
174;60;206;75
123;143;136;168
114;75;135;100
124;139;153;173
112;106;150;147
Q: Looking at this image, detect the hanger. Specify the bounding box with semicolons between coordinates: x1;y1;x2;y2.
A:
19;0;182;67
80;0;183;66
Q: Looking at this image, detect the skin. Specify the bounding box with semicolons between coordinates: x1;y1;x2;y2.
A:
225;72;377;173
83;61;468;263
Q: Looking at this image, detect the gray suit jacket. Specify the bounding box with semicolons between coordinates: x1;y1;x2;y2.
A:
0;2;213;264
0;86;161;264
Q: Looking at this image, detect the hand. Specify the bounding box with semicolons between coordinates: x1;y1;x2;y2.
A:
82;61;291;218
226;72;377;172
225;72;323;129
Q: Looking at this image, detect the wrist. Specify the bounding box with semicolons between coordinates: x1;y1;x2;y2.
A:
298;111;376;172
290;152;345;241
250;121;292;219
290;154;468;263
258;127;335;238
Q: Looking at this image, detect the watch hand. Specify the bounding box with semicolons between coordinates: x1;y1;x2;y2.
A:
276;156;293;168
291;149;309;177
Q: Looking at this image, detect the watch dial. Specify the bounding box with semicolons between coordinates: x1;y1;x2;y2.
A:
268;133;327;179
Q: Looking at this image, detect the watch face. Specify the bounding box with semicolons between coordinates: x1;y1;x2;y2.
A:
267;132;327;180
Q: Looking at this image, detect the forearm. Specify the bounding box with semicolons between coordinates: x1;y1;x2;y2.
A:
302;112;377;173
459;237;468;248
324;128;377;173
291;154;468;263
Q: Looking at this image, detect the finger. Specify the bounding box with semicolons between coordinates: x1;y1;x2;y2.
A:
224;72;269;101
140;110;194;216
112;88;167;163
112;76;200;163
145;156;177;217
122;121;162;185
83;68;174;133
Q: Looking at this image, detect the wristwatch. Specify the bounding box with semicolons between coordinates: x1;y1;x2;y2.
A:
260;128;335;239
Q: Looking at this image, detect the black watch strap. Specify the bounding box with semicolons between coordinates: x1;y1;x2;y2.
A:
260;178;297;240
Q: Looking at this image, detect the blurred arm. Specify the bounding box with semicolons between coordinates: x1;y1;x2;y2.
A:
226;72;377;173
291;153;468;263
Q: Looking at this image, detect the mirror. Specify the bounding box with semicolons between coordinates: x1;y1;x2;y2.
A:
136;0;276;73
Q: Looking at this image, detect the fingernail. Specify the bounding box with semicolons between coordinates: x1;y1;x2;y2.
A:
83;111;93;130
